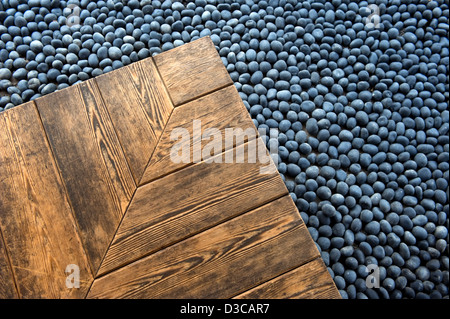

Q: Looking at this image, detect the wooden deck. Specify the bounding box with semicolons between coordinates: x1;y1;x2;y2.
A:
0;37;340;299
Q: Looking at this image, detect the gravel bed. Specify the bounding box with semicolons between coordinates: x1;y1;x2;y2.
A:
0;0;449;299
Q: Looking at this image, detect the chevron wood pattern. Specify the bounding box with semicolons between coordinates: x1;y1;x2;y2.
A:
0;37;340;299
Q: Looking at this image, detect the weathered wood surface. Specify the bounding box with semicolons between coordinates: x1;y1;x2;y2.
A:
88;196;318;299
95;58;173;183
0;37;339;299
0;102;92;298
0;230;17;299
98;141;286;276
153;36;233;106
35;79;136;273
140;85;258;184
235;258;340;299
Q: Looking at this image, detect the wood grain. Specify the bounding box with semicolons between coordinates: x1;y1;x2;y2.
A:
234;258;341;299
153;36;232;106
35;80;136;273
0;229;17;298
0;38;338;299
95;58;173;183
0;103;92;298
88;196;318;299
140;85;257;185
98;140;285;276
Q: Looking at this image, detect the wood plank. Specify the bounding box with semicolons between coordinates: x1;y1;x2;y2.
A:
0;230;17;299
234;258;341;299
140;85;257;185
97;140;285;276
95;58;173;183
34;80;136;272
153;36;232;106
0;103;92;298
88;196;319;299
